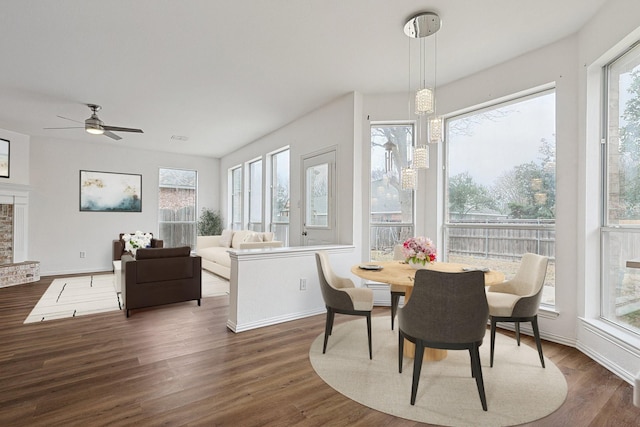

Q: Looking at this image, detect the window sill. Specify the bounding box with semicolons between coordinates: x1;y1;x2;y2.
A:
580;317;640;352
539;305;560;319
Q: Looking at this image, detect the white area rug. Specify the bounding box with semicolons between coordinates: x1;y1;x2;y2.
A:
24;270;229;323
309;316;567;426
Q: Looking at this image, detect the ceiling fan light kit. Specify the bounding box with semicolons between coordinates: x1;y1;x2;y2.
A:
85;104;105;135
45;103;143;141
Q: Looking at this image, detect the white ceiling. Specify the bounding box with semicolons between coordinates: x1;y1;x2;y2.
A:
0;0;607;158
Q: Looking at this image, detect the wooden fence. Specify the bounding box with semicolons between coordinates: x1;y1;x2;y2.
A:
446;221;555;261
370;220;556;262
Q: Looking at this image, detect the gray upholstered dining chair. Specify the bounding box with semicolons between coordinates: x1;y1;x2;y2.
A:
389;244;406;330
315;251;375;359
486;252;549;368
398;269;489;410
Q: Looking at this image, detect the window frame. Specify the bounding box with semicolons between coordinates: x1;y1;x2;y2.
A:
230;166;243;230
247;158;263;232
600;40;640;335
157;167;197;249
369;121;416;262
269;148;290;244
442;88;557;307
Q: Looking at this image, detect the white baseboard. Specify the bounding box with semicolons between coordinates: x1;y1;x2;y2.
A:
228;307;326;333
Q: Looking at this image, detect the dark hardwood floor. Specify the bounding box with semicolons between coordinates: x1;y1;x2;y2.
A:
1;275;639;426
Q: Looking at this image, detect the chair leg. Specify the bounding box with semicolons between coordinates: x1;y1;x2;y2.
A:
490;317;497;367
366;312;372;360
515;321;521;346
410;340;425;405
398;331;404;373
322;308;333;354
327;309;336;336
471;343;488;411
411;340;424;405
469;348;476;378
197;299;201;306
531;316;545;368
390;292;401;330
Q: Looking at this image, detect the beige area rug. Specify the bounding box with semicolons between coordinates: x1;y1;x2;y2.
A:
24;270;229;323
309;316;567;426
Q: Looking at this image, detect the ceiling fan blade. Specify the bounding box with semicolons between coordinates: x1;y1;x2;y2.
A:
102;125;143;133
44;126;84;129
57;115;84;124
104;131;122;141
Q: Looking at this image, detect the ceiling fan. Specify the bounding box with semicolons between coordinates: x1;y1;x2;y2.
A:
45;104;143;141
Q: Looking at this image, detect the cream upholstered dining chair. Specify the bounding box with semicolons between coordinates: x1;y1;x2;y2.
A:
315;251;374;359
390;244;406;330
398;269;489;409
486;252;549;368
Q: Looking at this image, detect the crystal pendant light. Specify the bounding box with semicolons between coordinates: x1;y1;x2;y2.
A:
428;116;443;144
401;167;417;190
405;12;440;116
415;88;434;115
413;145;429;169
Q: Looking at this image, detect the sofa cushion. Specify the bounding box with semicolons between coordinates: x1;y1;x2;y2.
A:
220;229;234;248
136;246;190;259
262;232;275;242
197;247;231;268
231;230;252;248
245;232;263;243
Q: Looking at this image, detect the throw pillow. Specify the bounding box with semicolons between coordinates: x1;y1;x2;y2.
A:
244;232;263;243
219;229;234;248
262;232;275;242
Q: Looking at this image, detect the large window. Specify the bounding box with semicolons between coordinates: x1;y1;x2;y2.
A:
248;159;263;232
444;89;556;305
370;123;415;261
270;149;290;244
230;166;242;230
158;168;197;249
602;42;640;334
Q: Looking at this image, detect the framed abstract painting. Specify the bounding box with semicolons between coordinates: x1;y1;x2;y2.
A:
0;139;8;178
79;170;142;212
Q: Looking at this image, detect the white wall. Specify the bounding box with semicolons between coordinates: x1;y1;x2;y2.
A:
575;0;640;383
227;245;357;332
28;136;219;275
219;92;362;247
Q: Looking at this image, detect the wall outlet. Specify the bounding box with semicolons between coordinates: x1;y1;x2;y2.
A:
299;278;307;291
80;251;86;258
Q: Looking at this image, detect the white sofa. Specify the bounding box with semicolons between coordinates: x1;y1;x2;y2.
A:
196;230;284;279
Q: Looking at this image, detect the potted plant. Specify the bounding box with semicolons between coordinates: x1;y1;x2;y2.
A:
197;208;223;236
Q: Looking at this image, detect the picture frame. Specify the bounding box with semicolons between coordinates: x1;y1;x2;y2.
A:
0;138;9;178
79;170;142;212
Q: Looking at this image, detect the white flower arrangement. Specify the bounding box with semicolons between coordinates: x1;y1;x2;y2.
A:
122;231;152;255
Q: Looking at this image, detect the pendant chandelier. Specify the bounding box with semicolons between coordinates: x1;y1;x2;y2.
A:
406;13;439;115
401;12;442;191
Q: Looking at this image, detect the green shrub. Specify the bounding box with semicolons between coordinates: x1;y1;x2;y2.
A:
197;208;223;236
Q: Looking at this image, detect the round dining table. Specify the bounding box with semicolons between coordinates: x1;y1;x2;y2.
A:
351;260;505;360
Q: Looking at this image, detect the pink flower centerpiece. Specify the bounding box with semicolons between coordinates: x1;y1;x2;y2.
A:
401;236;437;268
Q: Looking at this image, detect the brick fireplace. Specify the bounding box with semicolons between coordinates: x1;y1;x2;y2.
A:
0;203;12;264
0;185;39;288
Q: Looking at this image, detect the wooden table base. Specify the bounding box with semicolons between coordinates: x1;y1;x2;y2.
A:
403;341;448;360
